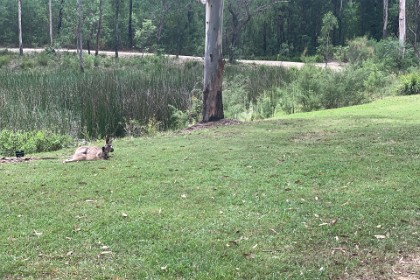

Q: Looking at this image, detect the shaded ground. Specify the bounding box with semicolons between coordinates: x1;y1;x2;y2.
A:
184;119;242;132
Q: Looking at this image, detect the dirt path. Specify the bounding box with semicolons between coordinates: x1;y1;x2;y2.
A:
1;47;344;71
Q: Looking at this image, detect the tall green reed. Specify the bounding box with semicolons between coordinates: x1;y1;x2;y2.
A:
0;58;203;138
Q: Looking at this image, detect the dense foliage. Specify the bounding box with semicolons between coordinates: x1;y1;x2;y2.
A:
1;0;420;60
0;36;418;144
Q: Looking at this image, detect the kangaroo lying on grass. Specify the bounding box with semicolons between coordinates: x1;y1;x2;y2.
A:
63;138;114;163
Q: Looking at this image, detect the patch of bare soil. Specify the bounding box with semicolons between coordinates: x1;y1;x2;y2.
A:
393;254;420;280
184;119;242;132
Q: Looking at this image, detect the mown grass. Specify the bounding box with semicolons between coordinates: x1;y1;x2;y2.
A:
1;95;419;279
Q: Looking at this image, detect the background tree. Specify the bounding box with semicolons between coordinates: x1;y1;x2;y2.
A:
0;0;419;63
318;11;339;63
113;0;121;58
128;0;134;49
383;0;389;38
77;0;84;72
399;0;406;56
49;0;53;48
95;0;103;56
18;0;23;55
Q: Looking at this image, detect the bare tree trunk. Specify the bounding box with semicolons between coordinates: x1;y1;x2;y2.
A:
399;0;406;56
18;0;23;55
95;0;103;56
114;0;120;58
202;0;225;122
57;0;65;37
49;0;53;48
77;0;84;72
128;0;133;49
383;0;389;38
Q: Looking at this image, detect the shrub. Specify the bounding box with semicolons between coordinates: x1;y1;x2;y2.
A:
168;105;189;130
320;67;367;109
0;129;73;156
347;36;375;65
374;38;419;72
36;52;49;66
20;59;35;69
295;66;323;112
398;72;420;95
0;55;11;68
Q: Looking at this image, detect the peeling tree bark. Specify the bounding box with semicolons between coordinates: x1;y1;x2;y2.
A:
202;0;225;122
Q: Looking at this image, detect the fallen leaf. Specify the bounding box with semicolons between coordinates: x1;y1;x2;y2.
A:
100;251;112;255
374;235;386;239
122;212;128;218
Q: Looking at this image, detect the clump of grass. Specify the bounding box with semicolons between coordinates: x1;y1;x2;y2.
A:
399;72;420;95
0;54;11;68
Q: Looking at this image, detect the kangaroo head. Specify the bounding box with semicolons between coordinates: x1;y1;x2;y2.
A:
102;137;114;158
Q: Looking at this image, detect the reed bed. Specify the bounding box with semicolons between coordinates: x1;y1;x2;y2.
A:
0;57;203;138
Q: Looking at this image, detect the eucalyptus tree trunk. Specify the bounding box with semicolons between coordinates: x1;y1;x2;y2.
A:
399;0;406;56
77;0;84;72
201;0;225;122
114;0;120;58
128;0;133;49
57;0;65;36
18;0;23;55
383;0;388;38
49;0;53;48
95;0;103;56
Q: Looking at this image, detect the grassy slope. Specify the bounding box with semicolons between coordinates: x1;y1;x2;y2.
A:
1;96;419;279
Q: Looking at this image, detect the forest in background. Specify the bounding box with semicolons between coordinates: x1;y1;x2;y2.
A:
1;0;420;61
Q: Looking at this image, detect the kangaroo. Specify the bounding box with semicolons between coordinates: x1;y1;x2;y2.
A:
63;137;114;163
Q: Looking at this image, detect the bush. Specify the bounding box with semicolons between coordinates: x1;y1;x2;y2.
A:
320;66;367;109
36;52;49;66
295;66;323;112
398;72;420;95
0;55;11;68
20;59;35;69
0;129;73;156
347;36;375;65
375;38;419;72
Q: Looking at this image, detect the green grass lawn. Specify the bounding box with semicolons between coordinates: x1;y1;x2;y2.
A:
1;96;419;279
